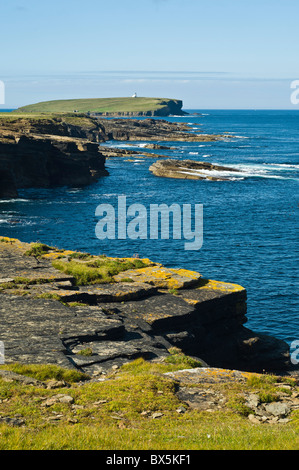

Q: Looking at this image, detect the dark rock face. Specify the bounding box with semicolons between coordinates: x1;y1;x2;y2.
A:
93;99;187;117
0;167;18;198
0;114;229;198
0;135;108;198
0;116;107;143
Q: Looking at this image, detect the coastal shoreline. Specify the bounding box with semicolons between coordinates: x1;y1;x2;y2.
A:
0;236;293;375
0;113;230;198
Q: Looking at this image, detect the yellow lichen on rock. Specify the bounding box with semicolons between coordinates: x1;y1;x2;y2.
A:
114;265;202;289
42;250;78;260
196;278;245;293
0;237;27;251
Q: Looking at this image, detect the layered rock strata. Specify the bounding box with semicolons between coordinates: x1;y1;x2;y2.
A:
0;134;108;198
101;118;227;142
0;237;291;375
149;159;240;181
92;99;187;117
0;114;231;198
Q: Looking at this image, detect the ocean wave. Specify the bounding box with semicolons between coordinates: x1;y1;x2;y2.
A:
234;163;299;174
178;163;296;181
179;169;245;181
262;163;299;170
0;199;30;203
227;164;297;180
0;218;42;226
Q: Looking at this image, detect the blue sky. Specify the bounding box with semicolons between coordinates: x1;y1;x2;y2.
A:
1;0;299;109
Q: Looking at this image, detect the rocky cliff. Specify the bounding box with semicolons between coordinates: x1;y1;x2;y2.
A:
0;237;291;375
0;114;107;142
16;97;187;117
0;135;108;198
0;114;232;198
101;118;227;142
93;100;187;117
0;115;110;198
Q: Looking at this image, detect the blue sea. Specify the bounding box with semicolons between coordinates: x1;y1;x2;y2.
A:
0;109;298;346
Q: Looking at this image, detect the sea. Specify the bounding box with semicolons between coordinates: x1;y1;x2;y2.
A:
0;109;298;346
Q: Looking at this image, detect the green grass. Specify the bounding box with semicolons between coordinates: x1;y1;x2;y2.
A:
51;257;149;285
24;242;54;258
0;363;88;383
0;358;298;450
15;97;178;114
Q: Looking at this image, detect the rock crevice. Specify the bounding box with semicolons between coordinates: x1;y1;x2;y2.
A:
0;238;292;376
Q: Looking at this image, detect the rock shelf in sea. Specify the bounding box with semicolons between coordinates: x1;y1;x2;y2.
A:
0;113;231;198
149;159;240;181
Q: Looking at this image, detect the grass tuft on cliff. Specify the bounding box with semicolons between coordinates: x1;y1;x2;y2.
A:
51;257;149;285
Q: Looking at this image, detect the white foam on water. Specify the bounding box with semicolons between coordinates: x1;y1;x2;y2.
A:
0;199;30;203
177;169;243;181
233;163;299;178
229;134;250;139
262;163;299;170
176;162;297;181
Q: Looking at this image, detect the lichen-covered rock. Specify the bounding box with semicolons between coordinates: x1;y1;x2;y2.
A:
0;237;292;375
114;265;202;289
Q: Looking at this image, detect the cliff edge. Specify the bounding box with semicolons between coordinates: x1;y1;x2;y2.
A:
0;237;291;375
16;97;187;117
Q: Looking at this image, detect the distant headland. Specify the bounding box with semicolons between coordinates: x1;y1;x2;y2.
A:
15;97;188;117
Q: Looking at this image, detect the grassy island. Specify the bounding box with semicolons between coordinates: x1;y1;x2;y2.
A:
15;97;185;116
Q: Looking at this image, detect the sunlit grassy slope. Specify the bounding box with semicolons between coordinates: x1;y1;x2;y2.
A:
16;97;180;114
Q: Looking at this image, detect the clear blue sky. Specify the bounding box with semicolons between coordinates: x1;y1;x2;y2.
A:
1;0;299;109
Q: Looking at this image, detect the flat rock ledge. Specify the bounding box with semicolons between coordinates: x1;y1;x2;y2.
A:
149;159;240;181
0;237;294;377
